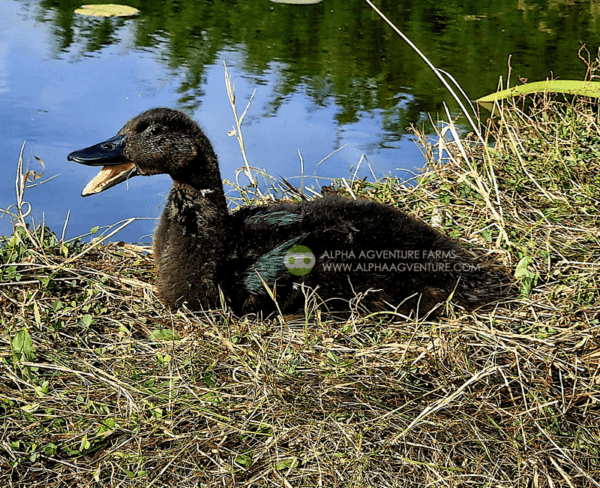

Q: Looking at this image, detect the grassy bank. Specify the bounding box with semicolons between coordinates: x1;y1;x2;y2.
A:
0;94;599;487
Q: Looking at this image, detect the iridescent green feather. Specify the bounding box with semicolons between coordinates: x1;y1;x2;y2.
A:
244;236;304;294
244;211;301;227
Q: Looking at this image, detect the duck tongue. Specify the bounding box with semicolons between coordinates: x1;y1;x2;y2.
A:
81;163;137;196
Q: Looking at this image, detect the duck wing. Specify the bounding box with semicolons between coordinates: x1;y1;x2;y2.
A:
224;196;500;315
225;206;307;304
243;235;304;295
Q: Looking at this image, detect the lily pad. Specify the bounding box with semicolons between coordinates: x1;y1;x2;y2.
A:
270;0;322;4
477;80;600;111
74;4;139;17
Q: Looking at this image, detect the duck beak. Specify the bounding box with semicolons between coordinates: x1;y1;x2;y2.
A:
67;134;138;196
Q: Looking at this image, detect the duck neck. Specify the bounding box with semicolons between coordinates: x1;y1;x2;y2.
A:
166;177;229;233
171;149;229;213
154;174;231;309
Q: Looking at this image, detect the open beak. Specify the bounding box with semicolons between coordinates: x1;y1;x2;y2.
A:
67;134;138;196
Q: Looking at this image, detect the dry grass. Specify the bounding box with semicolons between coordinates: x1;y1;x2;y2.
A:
1;93;599;487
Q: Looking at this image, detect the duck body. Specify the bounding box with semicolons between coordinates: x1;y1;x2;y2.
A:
68;108;491;316
225;197;482;315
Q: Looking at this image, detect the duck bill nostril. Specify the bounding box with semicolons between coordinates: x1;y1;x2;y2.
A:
67;134;127;166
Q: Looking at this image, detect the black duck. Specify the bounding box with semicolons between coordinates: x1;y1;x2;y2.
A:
68;108;494;316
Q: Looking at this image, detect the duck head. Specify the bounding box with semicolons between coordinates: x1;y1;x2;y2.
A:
68;108;219;196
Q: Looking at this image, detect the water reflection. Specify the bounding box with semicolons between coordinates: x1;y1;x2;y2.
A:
2;0;600;242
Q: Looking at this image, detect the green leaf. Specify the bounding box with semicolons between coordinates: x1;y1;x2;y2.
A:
44;443;58;456
235;453;253;467
3;266;19;281
481;229;492;242
149;329;179;341
33;302;42;327
12;328;35;362
274;457;298;470
80;315;93;327
74;4;139;17
21;403;39;413
63;445;80;456
477;80;600;111
514;257;533;279
156;353;171;365
203;374;216;388
80;434;91;451
34;381;49;397
103;418;116;429
515;257;538;298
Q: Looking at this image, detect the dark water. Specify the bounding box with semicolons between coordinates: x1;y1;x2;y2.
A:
1;0;598;243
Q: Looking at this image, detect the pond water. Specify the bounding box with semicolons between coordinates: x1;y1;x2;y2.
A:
1;0;599;243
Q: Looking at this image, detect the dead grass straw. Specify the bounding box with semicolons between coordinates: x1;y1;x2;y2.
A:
0;92;599;487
